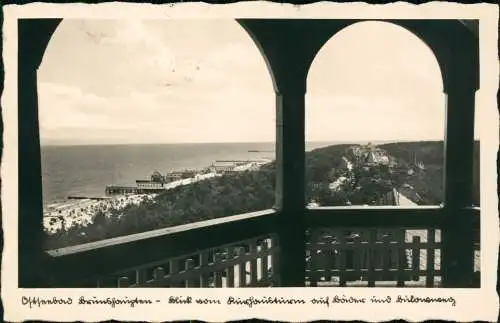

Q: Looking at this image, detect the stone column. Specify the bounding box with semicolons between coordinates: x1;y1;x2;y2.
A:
275;85;307;286
18;19;61;287
441;42;479;287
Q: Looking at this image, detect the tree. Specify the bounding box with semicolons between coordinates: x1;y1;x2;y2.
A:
93;210;106;226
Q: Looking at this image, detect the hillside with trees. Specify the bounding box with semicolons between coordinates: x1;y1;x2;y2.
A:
306;144;397;207
305;144;353;183
379;140;480;205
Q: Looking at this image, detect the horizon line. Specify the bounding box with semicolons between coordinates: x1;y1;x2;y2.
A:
39;139;453;147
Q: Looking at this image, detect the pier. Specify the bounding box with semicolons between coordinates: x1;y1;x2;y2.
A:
68;196;113;201
105;185;138;195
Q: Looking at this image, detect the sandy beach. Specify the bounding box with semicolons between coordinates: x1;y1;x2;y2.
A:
43;172;223;234
43;194;155;234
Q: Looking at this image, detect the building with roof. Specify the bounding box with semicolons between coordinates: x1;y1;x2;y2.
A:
150;170;164;182
363;149;390;166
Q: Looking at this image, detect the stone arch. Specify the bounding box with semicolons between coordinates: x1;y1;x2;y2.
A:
38;19;276;145
30;19;277;91
388;19;479;92
307;20;445;92
305;19;479;93
305;20;447;146
24;19;480;110
19;19;62;71
236;19;279;93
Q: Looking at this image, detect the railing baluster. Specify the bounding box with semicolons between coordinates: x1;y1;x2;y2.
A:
250;241;258;286
396;229;406;287
214;253;224;287
435;229;443;286
136;268;146;286
270;237;279;286
338;230;347;287
326;230;336;284
256;244;263;281
261;241;269;283
309;230;319;287
412;236;421;281
169;259;181;287
353;236;362;283
328;231;338;284
391;229;400;269
199;250;211;287
359;230;368;280
426;229;436;287
382;233;391;281
153;267;165;287
185;258;198;287
117;276;130;288
367;229;376;287
236;247;246;287
96;277;111;288
226;248;235;288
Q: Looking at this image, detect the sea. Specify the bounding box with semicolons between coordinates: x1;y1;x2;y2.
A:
41;141;388;205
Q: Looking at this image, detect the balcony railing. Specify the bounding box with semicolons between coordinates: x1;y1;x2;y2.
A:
306;227;459;287
102;235;279;288
44;208;480;288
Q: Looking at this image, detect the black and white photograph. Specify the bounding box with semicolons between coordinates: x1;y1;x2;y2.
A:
2;1;499;322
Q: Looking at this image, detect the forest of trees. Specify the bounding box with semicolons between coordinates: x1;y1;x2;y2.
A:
380;140;480;205
307;147;397;207
45;141;481;249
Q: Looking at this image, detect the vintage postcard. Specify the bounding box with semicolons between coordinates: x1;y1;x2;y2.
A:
1;1;499;322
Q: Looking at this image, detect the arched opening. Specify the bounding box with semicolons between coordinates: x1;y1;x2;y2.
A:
38;19;276;250
305;21;446;208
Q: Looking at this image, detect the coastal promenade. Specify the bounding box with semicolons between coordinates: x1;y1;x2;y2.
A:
163;173;220;189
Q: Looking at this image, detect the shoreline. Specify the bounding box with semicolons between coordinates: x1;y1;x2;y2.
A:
42;170;230;234
43;194;154;234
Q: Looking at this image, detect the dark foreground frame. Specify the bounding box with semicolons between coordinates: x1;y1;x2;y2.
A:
18;18;480;288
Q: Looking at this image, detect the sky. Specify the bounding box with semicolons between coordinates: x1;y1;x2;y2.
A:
38;19;463;145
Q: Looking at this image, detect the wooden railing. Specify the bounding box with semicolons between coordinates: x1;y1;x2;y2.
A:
100;235;279;288
44;209;279;287
306;227;480;287
44;207;480;288
305;204;480;288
